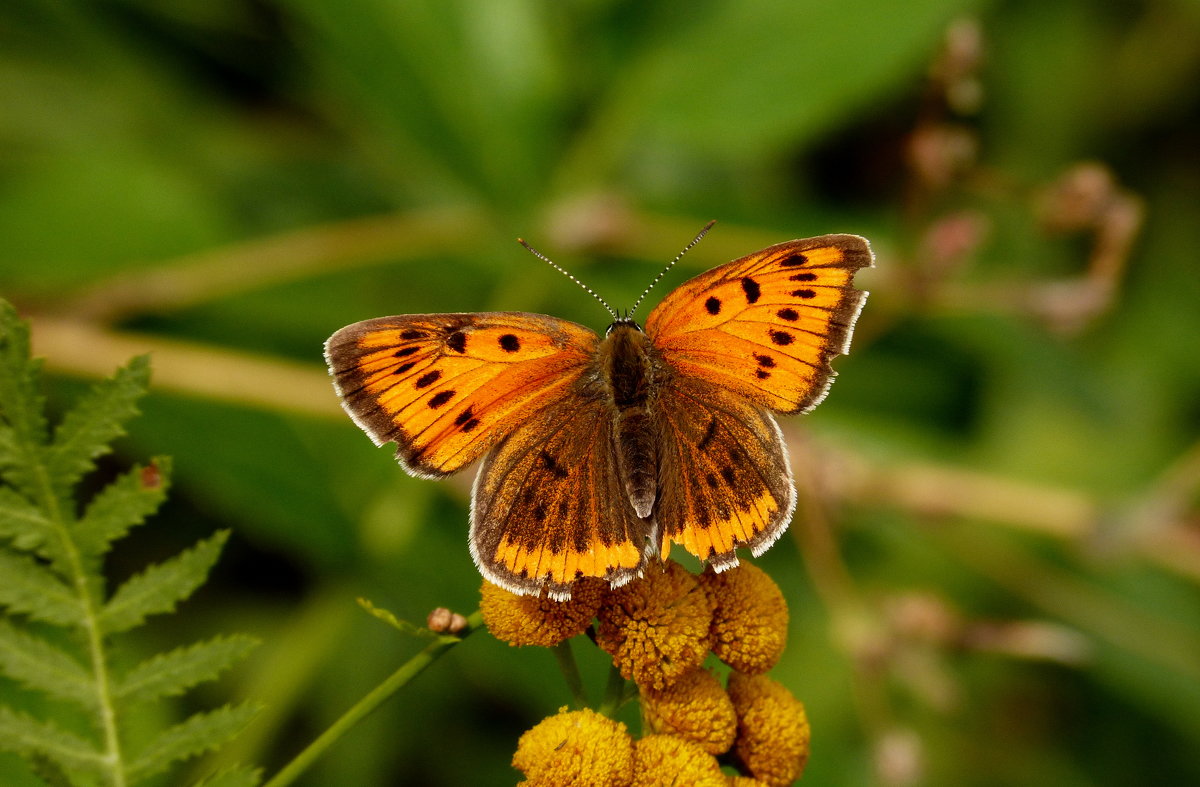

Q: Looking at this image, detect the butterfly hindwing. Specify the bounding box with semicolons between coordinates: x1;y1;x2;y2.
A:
654;376;795;567
646;235;872;415
325;312;597;477
471;392;653;599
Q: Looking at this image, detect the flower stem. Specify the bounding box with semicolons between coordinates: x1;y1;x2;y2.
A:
263;609;483;787
597;663;628;718
551;640;587;707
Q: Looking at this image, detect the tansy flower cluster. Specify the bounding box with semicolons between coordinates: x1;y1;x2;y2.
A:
480;561;811;786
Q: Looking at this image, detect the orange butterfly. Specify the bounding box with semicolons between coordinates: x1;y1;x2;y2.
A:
325;226;871;600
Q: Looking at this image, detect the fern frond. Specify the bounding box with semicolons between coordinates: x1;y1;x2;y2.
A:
0;619;92;709
0;485;53;552
100;530;230;635
117;634;260;705
193;764;264;787
126;702;261;784
1;303;260;785
43;355;151;500
0;706;103;774
74;458;171;559
0;548;80;625
0;302;49;504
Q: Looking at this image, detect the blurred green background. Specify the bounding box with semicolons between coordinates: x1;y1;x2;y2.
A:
3;0;1200;784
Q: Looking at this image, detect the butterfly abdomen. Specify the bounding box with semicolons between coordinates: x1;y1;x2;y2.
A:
601;323;663;520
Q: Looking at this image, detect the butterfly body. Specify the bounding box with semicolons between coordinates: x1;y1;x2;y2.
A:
600;320;661;519
326;234;872;599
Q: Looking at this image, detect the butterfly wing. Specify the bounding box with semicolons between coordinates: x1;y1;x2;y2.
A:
471;392;653;600
645;234;871;566
645;234;872;415
325;312;597;477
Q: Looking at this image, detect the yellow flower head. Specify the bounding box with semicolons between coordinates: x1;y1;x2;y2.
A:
631;734;726;787
481;578;605;648
512;707;634;787
595;561;714;690
727;672;811;787
699;563;788;674
641;667;736;755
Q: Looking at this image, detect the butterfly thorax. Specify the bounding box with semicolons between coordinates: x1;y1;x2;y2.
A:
602;321;655;408
599;321;663;520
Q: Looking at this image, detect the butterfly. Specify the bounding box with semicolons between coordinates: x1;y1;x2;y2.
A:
325;225;871;600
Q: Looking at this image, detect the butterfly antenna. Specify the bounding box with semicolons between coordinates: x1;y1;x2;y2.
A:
517;237;619;321
626;219;717;320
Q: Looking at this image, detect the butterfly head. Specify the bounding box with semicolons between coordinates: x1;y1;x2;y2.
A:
605;315;643;336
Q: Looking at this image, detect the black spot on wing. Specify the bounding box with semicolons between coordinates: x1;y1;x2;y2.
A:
789;272;817;282
705;297;722;315
428;390;454;408
499;334;521;352
415;370;441;388
777;308;799;321
755;369;771;379
394;347;419;357
741;277;761;304
720;466;736;486
697;419;718;451
539;450;569;479
400;330;427;340
754;354;776;368
769;330;794;346
446;331;468;353
454;406;481;433
394;361;416;375
780;253;808;267
791;289;816;299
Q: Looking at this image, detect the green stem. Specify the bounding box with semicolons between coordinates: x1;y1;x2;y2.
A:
551;640;587;707
597;663;629;718
35;460;125;787
262;609;483;787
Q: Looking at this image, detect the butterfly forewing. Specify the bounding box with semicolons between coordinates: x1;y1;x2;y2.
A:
325;312;597;477
645;235;872;415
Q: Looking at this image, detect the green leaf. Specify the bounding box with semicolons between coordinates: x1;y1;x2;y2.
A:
100;530;229;634
0;620;92;708
117;634;259;705
0;549;80;625
43;355;151;497
75;458;171;558
0;486;53;553
0;706;102;774
28;754;75;787
357;597;437;638
576;0;980;171
126;702;261;784
191;764;264;787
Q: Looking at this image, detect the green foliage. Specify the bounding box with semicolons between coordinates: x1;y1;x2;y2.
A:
0;301;260;787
